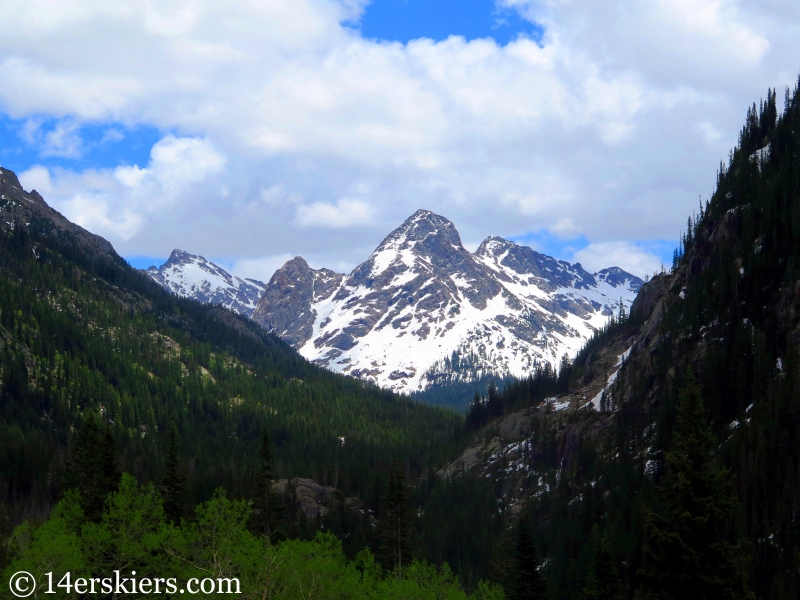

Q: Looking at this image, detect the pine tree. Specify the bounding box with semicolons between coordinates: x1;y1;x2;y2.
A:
557;354;572;390
0;502;10;571
512;521;545;600
638;372;754;600
250;430;284;543
583;537;622;600
382;461;414;579
65;411;120;521
487;381;503;418
466;391;487;431
161;423;187;524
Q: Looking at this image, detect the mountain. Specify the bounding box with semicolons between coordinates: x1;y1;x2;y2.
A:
0;167;464;527
146;249;266;318
430;86;800;597
0;167;115;260
252;210;642;394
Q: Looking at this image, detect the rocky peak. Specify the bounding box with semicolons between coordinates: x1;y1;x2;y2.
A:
252;257;344;347
379;209;463;250
146;249;266;318
476;236;597;291
475;235;513;257
0;167;114;257
596;267;643;290
253;210;643;394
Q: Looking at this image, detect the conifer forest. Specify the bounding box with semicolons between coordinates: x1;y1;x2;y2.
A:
3;76;800;600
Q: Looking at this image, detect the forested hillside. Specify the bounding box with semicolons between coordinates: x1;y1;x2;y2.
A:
0;167;465;525
4;73;800;600
411;78;800;600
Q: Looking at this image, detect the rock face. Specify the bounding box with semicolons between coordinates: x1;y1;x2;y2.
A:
251;257;344;347
272;477;372;525
253;210;642;393
146;249;266;318
0;167;116;260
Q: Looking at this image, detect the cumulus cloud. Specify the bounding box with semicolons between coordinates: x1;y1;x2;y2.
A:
295;198;374;228
0;0;797;271
231;253;295;284
572;242;664;277
19;135;225;241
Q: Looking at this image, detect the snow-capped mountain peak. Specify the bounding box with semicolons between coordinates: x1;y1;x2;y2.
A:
252;210;643;394
146;249;265;318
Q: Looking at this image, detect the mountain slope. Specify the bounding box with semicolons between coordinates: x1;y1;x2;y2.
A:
429;85;800;599
0;168;465;520
253;210;642;394
146;249;266;318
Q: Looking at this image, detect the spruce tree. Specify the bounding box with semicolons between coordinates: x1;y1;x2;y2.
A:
583;537;622;600
250;430;284;543
0;502;10;571
161;423;187;524
487;381;503;418
512;520;545;600
466;391;487;431
382;461;414;579
65;411;120;521
638;372;754;600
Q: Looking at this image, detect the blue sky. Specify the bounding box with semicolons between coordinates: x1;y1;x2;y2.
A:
0;0;793;281
355;0;543;46
0;114;161;175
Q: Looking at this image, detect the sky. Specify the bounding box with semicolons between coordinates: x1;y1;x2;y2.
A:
0;0;798;281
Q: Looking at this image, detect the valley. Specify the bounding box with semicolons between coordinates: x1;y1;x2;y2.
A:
2;81;800;599
148;210;641;399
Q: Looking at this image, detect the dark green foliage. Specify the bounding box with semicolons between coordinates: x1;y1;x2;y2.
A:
413;374;517;412
466;391;487;431
0;502;9;571
638;374;753;599
382;461;415;578
465;363;566;430
64;412;120;522
161;423;187;524
417;474;503;591
512;521;545;600
2;473;505;599
0;214;466;522
583;538;622;600
250;430;284;543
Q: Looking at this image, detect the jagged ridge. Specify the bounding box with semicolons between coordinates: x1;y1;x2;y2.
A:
146;249;266;318
254;210;642;393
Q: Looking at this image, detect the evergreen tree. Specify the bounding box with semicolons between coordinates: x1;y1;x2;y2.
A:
382;461;414;579
557;354;572;390
512;521;545;600
583;537;622;600
638;373;754;600
250;430;284;543
161;423;187;524
466;391;487;431
64;412;120;522
487;382;503;418
0;502;10;571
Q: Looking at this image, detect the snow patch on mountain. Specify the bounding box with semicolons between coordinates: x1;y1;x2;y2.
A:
253;210;643;394
146;249;266;318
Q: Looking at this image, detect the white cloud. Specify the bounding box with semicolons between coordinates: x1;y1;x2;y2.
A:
231;253;294;284
1;0;797;271
698;120;723;144
41;120;83;158
120;135;225;201
295;198;374;229
63;193;144;240
572;242;664;277
19;135;225;241
18;165;53;196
